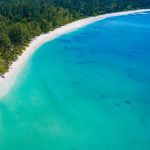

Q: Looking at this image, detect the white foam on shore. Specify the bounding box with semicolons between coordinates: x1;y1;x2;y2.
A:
0;9;150;99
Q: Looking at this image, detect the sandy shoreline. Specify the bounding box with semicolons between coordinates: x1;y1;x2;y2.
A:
0;9;150;99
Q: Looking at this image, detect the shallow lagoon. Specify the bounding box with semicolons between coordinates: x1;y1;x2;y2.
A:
0;12;150;150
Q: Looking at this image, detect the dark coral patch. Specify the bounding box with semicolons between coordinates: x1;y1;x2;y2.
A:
125;100;132;104
70;81;79;85
16;112;20;115
114;103;120;107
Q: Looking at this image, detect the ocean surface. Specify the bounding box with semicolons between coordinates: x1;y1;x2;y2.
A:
0;12;150;150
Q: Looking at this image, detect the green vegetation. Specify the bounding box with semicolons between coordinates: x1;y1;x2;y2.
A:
0;0;150;75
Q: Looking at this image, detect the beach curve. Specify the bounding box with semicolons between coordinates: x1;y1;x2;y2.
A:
0;9;150;99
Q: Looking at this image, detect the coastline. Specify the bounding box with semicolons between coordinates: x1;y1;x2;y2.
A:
0;9;150;99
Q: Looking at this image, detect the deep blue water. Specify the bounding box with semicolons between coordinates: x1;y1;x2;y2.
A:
0;12;150;150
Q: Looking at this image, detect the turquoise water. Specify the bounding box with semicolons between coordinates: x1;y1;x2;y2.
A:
0;13;150;150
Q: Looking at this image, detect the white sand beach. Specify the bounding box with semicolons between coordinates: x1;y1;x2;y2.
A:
0;9;150;99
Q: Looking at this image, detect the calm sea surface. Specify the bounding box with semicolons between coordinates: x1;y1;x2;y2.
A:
0;12;150;150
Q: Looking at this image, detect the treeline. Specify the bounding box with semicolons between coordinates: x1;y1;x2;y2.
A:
0;0;150;75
